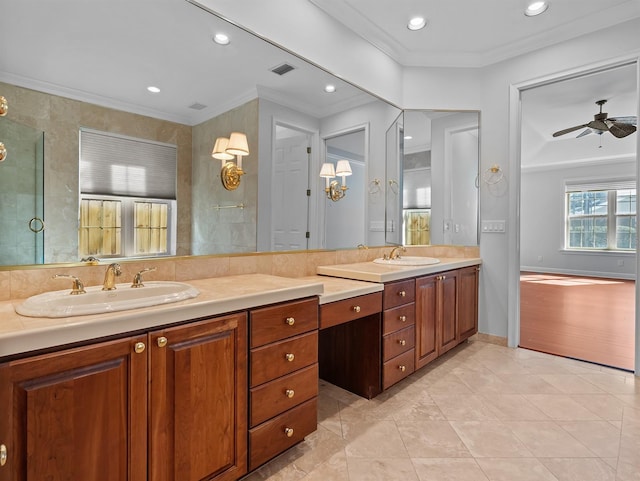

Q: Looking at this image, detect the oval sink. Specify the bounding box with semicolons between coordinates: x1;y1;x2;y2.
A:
16;281;200;318
373;256;440;266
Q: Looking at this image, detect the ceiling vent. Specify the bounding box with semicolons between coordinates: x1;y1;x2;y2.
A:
188;102;207;110
270;63;296;76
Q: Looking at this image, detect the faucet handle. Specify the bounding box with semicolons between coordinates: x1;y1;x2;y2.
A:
52;274;86;295
131;267;157;288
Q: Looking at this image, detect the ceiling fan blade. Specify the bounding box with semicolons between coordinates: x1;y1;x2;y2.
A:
576;128;592;138
607;116;637;125
587;119;609;131
552;123;589;137
607;121;637;138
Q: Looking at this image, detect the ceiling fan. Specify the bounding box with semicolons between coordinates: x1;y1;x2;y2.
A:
552;99;637;139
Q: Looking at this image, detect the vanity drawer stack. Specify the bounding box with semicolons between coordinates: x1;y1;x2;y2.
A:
382;279;416;389
248;297;319;471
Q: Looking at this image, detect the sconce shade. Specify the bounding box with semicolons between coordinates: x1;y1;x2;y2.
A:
319;162;336;178
226;132;249;156
212;137;234;161
335;160;352;176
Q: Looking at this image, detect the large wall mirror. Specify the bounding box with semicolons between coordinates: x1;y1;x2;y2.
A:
386;110;480;247
0;0;478;268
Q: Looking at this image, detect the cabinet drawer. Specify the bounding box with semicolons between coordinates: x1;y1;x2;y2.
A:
383;348;415;389
251;331;318;386
250;364;318;427
383;303;415;335
250;298;318;348
383;325;415;362
320;292;382;329
249;397;318;471
383;279;415;309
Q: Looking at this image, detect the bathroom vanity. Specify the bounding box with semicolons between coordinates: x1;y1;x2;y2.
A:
0;256;480;480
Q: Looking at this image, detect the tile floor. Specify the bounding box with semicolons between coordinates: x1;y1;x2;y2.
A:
242;339;640;481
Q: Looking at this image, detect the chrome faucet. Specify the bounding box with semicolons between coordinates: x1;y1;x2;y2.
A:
385;246;406;260
102;263;122;291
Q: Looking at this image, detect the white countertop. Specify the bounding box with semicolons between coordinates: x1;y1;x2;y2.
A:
316;257;482;283
0;274;323;358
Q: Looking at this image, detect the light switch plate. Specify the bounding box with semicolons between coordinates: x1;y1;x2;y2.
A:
481;220;506;233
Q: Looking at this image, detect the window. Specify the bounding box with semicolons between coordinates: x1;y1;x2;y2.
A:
565;180;636;252
78;129;177;259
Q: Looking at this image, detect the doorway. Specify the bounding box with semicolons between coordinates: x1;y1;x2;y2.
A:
518;62;638;370
322;128;367;249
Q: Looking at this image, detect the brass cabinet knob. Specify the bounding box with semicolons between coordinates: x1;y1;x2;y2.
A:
0;444;7;466
398;290;406;297
157;336;168;348
399;315;407;322
352;305;361;313
286;317;295;326
442;275;447;280
399;339;406;346
134;342;146;354
284;427;294;438
399;365;406;372
285;353;295;362
285;389;295;398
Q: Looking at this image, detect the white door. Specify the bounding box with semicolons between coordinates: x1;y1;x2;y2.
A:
272;127;311;250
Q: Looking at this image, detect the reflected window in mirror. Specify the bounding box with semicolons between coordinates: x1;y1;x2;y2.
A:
78;129;177;260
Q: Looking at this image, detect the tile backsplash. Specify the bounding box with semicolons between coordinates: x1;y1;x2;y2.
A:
1;245;479;301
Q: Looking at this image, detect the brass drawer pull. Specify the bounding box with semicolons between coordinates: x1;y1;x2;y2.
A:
0;444;7;466
399;365;406;372
285;389;295;398
398;290;406;297
134;342;146;354
285;353;295;362
157;336;168;348
399;315;407;322
285;317;295;326
352;305;361;313
399;339;406;346
284;427;294;438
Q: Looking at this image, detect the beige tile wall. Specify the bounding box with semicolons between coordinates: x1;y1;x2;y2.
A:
0;245;479;301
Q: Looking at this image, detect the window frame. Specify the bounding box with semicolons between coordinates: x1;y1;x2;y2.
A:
79;193;177;260
564;183;636;253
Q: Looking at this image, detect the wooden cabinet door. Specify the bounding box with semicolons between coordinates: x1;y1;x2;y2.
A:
415;275;438;369
458;266;479;341
149;313;248;481
0;336;148;481
439;271;459;355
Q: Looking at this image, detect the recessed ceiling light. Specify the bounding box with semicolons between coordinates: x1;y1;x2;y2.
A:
404;135;413;140
213;33;230;45
324;84;336;93
407;16;427;31
524;1;549;16
147;86;161;93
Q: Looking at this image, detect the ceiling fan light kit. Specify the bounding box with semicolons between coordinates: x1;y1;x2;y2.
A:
552;99;637;140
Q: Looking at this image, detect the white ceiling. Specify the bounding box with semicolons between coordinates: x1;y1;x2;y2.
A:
309;0;640;68
0;0;638;139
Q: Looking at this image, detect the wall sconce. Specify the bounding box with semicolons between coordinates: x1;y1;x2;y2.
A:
211;132;249;191
319;159;352;201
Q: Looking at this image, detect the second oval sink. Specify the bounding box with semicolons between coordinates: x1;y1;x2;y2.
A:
16;281;200;318
373;256;440;266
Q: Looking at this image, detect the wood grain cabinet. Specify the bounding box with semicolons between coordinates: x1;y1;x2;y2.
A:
0;313;248;481
248;298;319;471
415;266;480;370
382;279;416;389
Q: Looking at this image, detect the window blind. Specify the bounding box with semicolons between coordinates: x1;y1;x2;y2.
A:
565;178;636;193
80;129;177;199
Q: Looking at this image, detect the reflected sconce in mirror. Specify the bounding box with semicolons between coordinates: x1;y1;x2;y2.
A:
212;132;249;191
0;96;7;162
320;160;352;201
